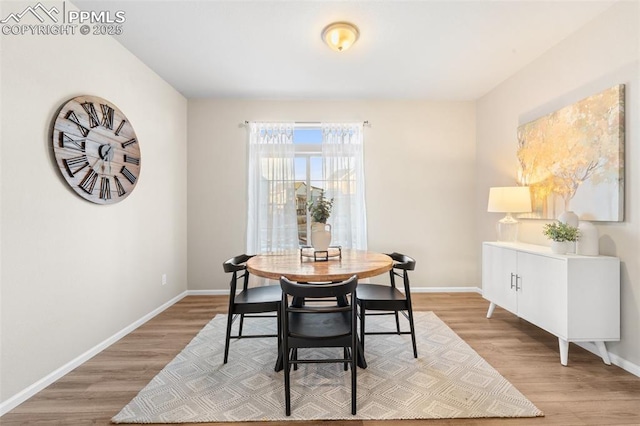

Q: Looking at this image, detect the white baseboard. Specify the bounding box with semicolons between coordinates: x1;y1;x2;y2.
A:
0;291;188;417
187;289;229;296
412;286;482;293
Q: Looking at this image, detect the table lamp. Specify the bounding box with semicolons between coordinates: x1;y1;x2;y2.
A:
487;186;532;242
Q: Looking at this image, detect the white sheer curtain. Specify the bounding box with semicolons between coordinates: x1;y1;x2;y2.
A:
322;123;368;250
246;122;298;254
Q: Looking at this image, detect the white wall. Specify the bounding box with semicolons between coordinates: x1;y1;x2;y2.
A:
0;3;188;403
188;100;477;291
476;2;640;368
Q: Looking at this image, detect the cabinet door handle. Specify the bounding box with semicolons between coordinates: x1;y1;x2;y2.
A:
510;273;516;289
515;275;521;291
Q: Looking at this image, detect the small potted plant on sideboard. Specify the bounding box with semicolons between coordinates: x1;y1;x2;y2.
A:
543;221;580;254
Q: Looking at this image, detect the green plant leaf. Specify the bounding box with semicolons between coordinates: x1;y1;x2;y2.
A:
307;194;334;224
542;221;580;242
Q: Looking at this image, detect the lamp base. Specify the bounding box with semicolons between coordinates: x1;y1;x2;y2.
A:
496;213;519;242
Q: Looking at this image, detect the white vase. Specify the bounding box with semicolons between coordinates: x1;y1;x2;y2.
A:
558;211;579;227
558;211;579;253
576;221;599;256
550;241;568;255
311;223;332;251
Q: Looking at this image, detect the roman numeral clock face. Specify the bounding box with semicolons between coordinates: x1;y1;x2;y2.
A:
52;95;141;204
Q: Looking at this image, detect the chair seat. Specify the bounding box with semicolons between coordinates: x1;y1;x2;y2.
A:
288;311;352;339
357;283;406;301
236;285;282;305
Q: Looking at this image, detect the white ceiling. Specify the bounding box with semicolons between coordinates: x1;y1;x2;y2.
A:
74;0;615;100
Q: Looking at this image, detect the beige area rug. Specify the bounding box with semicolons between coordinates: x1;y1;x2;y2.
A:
112;311;543;423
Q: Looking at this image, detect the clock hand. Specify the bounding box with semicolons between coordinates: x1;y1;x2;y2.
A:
97;144;115;175
104;145;112;175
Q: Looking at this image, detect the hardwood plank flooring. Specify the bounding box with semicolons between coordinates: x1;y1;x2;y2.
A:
2;293;639;425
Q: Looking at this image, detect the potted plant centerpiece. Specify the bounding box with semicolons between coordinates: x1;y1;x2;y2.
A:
543;221;580;254
307;194;334;251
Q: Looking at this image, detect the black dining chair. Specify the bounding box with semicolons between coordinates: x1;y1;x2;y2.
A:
222;254;281;364
356;252;418;358
279;275;358;416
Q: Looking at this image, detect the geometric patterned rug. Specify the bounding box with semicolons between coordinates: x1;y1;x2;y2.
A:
112;312;543;423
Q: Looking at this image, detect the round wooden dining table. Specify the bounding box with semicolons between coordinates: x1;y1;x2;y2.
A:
246;248;393;282
246;248;392;371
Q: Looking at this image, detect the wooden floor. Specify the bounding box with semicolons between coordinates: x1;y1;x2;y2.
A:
3;293;640;425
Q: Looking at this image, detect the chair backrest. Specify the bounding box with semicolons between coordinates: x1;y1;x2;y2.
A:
222;254;255;297
388;252;416;271
387;252;416;292
280;275;357;302
223;254;254;273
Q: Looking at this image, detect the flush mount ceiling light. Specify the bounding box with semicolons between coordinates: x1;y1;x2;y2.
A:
321;22;359;52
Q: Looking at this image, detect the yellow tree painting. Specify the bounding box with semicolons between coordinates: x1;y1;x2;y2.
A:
517;85;624;221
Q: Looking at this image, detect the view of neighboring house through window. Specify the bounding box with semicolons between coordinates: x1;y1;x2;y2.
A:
246;122;367;254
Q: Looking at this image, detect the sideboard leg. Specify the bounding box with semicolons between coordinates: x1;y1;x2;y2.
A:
595;341;612;365
558;338;569;366
486;302;496;319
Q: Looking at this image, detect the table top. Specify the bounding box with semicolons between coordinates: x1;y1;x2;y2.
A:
246;249;393;282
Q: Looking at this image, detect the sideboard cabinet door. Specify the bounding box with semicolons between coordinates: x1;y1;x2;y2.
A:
516;252;567;338
482;244;517;315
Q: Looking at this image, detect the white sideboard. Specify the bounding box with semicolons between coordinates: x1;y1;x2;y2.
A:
482;241;620;366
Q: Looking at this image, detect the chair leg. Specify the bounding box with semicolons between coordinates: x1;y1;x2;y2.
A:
238;313;245;337
223;313;234;364
407;307;418;358
351;343;357;414
276;308;282;360
394;311;401;334
293;348;298;371
359;303;366;352
343;348;349;371
284;347;291;416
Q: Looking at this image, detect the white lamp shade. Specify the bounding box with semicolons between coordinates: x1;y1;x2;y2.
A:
487;187;532;213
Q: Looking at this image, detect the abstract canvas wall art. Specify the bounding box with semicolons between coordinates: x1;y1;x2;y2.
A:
517;85;625;221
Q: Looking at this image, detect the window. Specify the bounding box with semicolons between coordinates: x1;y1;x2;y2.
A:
293;127;323;246
247;122;367;254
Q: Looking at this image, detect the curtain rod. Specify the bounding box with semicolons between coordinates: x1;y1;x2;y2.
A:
243;120;370;126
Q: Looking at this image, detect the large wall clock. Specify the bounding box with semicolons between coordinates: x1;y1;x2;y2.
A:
52;95;141;204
